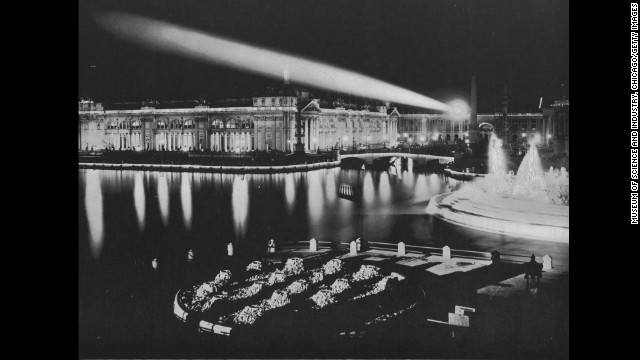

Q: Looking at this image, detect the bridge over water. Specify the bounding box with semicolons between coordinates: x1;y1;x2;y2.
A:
340;152;454;166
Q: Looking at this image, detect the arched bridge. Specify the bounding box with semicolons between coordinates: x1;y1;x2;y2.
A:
340;152;454;166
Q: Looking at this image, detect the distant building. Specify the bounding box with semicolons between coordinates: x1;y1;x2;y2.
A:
78;96;567;154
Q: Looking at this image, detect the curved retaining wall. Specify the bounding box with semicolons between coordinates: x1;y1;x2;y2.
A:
427;192;569;243
79;161;340;174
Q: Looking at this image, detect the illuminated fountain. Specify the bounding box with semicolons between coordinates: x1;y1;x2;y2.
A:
427;134;569;243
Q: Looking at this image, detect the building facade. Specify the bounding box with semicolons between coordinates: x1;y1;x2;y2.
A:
79;97;568;154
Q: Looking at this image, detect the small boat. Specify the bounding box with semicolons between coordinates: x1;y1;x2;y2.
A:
443;168;485;181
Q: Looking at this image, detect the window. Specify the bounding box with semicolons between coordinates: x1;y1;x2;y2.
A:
157;120;167;129
184;120;195;129
211;119;224;129
107;121;118;130
97;123;101;130
132;120;141;129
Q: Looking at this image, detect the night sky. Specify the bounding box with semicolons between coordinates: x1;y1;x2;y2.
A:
79;0;569;113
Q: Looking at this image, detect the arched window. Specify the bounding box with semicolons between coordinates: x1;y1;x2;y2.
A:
132;120;141;130
108;120;118;130
227;119;236;129
171;120;181;129
157;120;167;129
184;119;195;129
211;119;224;129
446;134;451;142
454;134;459;141
118;121;130;130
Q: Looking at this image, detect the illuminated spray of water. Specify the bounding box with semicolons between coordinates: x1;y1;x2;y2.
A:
181;173;193;231
96;12;449;111
157;175;169;226
488;134;507;175
85;170;104;259
462;133;568;204
133;172;145;232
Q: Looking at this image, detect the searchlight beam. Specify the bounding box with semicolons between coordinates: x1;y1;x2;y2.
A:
96;12;449;112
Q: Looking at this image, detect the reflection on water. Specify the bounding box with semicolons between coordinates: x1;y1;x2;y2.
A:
232;175;249;241
325;171;336;204
307;170;324;223
414;174;429;202
85;170;104;259
379;172;391;203
284;173;295;215
404;159;415;189
134;172;145;232
157;176;169;226
363;172;374;205
181;173;193;231
80;164;475;263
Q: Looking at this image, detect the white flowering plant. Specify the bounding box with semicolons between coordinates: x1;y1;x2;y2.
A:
246;261;262;271
286;279;309;295
329;278;351;295
310;289;335;309
283;257;304;275
352;265;380;282
323;259;343;275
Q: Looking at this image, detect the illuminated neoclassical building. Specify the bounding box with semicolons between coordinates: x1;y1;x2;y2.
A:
78;96;567;154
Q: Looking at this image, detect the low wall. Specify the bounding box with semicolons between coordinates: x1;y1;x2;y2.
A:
79;161;340;174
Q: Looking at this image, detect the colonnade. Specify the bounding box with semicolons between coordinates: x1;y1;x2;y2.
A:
210;132;254;152
108;132;144;149
154;132;196;150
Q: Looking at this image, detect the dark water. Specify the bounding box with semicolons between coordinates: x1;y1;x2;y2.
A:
78;159;568;357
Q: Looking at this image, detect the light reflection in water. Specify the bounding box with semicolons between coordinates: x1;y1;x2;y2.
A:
324;170;336;204
157;175;169;226
231;175;249;241
85;170;104;259
428;174;441;194
363;172;374;206
181;173;193;231
394;158;403;179
379;172;391;203
403;159;415;189
414;174;430;202
284;173;295;215
133;172;145;232
307;171;323;223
